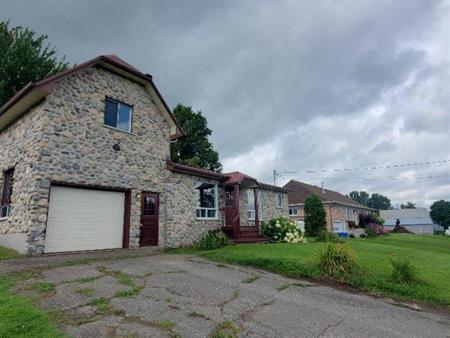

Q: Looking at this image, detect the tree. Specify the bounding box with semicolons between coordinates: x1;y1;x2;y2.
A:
170;104;222;172
0;20;68;106
349;191;370;206
304;194;327;236
367;193;391;210
400;201;416;209
430;200;450;230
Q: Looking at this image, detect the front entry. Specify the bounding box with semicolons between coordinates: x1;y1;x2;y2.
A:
140;192;159;246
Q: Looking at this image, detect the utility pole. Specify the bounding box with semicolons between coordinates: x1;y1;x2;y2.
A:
273;169;277;186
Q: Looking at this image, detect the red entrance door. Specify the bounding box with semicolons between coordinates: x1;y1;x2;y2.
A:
225;186;239;227
140;192;159;246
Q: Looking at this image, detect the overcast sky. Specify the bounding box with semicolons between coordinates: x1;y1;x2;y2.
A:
2;0;449;208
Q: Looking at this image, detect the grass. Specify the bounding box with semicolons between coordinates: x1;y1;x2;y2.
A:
184;234;450;307
114;286;144;298
209;320;240;338
35;281;55;294
155;320;175;330
0;271;65;337
76;287;95;297
0;246;22;260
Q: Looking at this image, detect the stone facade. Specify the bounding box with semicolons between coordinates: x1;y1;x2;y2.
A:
164;173;225;247
1;66;174;255
239;189;288;226
289;203;370;232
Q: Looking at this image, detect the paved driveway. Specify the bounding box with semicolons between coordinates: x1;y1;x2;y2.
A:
10;254;450;338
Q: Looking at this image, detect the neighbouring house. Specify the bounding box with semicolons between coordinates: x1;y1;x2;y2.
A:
380;208;437;235
283;180;374;233
0;55;288;255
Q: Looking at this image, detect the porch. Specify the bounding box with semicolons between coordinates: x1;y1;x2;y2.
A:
220;173;267;243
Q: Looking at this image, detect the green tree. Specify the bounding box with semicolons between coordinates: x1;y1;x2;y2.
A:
304;194;327;236
0;20;68;106
430;200;450;230
349;191;370;206
400;201;416;209
367;193;391;210
170;104;222;172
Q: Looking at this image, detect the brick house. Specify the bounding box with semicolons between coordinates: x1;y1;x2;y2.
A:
283;180;373;232
0;55;288;255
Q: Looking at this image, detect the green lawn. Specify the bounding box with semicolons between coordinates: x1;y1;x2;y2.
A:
188;234;450;307
0;272;65;338
0;246;22;260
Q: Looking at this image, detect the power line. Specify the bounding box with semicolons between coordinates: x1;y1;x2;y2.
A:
283;172;449;182
277;159;450;175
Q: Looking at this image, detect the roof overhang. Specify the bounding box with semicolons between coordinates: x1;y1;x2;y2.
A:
0;55;184;140
289;200;376;211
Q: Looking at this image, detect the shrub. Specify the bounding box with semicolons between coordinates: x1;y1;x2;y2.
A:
349;233;355;238
359;233;367;239
196;231;229;250
262;217;307;243
390;258;418;285
365;227;377;238
358;213;385;228
304;195;327;236
316;230;342;243
318;243;358;278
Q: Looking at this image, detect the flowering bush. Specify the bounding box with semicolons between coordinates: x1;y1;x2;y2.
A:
262;217;307;243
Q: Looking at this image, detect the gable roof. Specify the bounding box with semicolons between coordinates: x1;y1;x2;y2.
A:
0;55;183;140
380;208;434;226
166;160;289;192
283;180;371;209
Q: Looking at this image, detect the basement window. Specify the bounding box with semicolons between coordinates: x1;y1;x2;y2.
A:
196;182;218;219
1;168;14;218
104;98;133;133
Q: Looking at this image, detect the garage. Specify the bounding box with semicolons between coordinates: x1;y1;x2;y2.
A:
44;185;126;253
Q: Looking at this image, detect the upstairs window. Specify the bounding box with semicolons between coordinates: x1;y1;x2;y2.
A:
289;208;298;216
196;183;218;219
104;98;133;132
1;168;14;218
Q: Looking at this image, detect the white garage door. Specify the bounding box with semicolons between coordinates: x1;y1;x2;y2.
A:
44;186;125;253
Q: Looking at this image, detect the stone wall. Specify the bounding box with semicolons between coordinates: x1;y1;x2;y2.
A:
164;173;224;247
240;188;289;225
1;66;174;254
0;103;48;253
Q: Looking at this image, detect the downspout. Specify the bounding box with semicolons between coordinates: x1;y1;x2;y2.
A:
329;205;333;232
254;188;259;233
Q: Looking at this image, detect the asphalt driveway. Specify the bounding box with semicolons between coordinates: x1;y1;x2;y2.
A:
9;254;450;338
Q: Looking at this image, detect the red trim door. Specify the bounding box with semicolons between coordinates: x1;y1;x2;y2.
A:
225;186;240;228
140;192;159;246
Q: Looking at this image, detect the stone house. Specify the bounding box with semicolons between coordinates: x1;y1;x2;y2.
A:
0;55;288;255
283;180;373;232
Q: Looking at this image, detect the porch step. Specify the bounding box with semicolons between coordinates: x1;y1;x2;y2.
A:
233;236;268;244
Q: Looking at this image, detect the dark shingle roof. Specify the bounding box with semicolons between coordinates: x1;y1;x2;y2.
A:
283;180;370;209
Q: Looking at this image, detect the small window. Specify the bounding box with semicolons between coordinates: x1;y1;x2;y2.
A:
276;193;283;208
247;190;262;220
196;182;218;219
1;168;14;218
346;208;354;221
289;208;298;216
104;98;133;132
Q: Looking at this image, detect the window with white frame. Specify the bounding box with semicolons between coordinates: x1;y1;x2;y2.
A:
346;208;354;221
289;207;298;216
196;182;218;219
104;98;133;132
276;193;283;208
1;168;14;218
247;190;262;220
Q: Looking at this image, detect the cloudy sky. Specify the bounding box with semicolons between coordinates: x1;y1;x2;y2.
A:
2;0;449;208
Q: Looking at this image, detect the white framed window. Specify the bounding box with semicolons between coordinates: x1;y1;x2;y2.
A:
289;208;298;216
247;190;262;220
196;182;218;219
104;98;133;133
346;208;354;221
276;193;283;208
